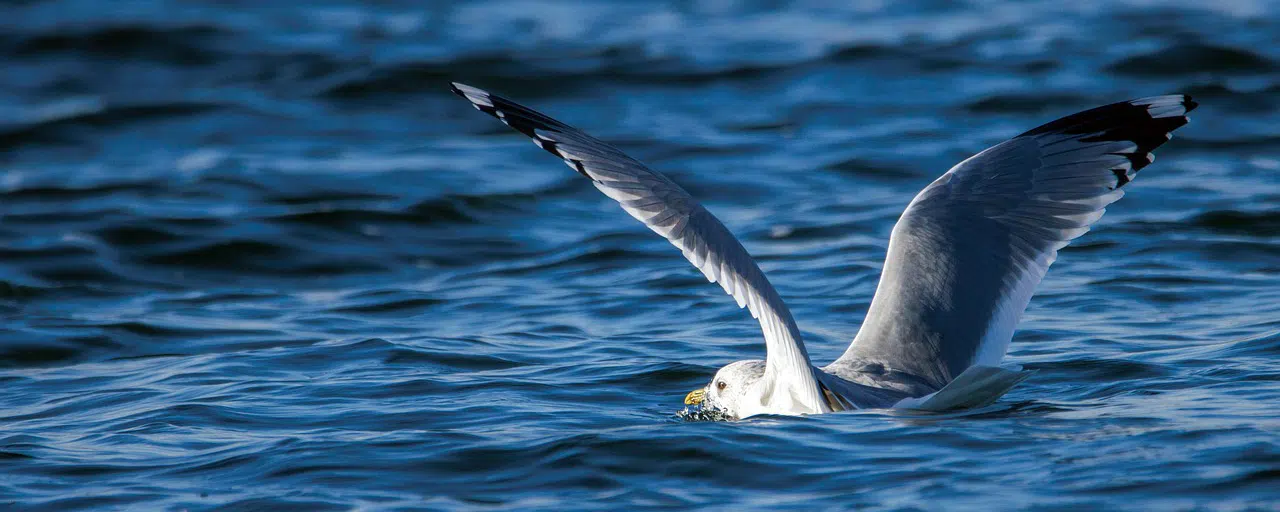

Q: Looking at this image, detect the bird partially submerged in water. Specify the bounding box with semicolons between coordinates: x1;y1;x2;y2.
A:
452;82;1196;419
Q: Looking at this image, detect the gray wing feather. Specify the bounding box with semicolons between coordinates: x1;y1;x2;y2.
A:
452;83;824;407
839;95;1197;389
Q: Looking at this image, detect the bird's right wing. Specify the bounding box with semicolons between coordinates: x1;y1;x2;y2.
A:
451;83;828;414
839;96;1197;389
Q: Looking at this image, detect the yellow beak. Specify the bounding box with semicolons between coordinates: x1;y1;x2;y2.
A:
684;388;706;405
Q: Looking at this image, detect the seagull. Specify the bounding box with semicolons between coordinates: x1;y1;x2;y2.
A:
450;82;1196;419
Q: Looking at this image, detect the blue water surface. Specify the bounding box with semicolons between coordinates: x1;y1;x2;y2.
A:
0;1;1278;510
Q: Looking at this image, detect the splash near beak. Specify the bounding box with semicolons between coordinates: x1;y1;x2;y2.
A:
684;389;706;405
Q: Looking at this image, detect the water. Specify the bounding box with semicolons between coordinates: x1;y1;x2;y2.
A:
1;1;1278;509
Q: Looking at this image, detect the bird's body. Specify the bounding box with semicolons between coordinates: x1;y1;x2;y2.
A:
452;82;1196;419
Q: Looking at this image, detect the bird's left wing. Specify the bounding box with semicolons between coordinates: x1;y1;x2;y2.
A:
838;95;1197;388
451;83;827;413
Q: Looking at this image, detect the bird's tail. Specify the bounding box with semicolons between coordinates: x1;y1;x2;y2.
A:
893;365;1033;411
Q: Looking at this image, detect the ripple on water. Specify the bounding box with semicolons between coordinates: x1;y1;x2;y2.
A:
0;1;1277;510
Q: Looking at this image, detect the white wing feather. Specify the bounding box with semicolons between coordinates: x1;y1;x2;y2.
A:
452;83;828;413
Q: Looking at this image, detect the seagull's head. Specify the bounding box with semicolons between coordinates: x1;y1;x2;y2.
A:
683;360;767;419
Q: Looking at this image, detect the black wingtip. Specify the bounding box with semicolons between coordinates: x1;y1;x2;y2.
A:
1183;95;1199;114
1113;168;1132;188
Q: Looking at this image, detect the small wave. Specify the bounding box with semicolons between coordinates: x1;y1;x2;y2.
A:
142;239;286;269
1183;83;1280;113
135;238;387;276
95;320;273;339
328;292;443;314
823;156;927;181
1187;329;1280;360
0;334;122;368
273;207;457;228
483;244;666;278
268;192;533;231
825;41;981;72
1106;43;1276;75
323;51;798;100
322;54;596;100
265;191;397;206
382;347;522;373
0;451;35;460
0;181;167;201
1189;210;1280;237
1030;358;1178;382
1175;134;1280;150
0;280;54;299
6;25;227;65
95;226;186;246
0;342;81;367
964;93;1090;114
427;431;776;482
0;101;224;150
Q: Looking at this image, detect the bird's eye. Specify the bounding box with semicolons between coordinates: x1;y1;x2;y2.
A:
716;381;726;391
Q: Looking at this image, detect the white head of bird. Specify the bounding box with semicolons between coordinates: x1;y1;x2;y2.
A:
683;360;770;419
